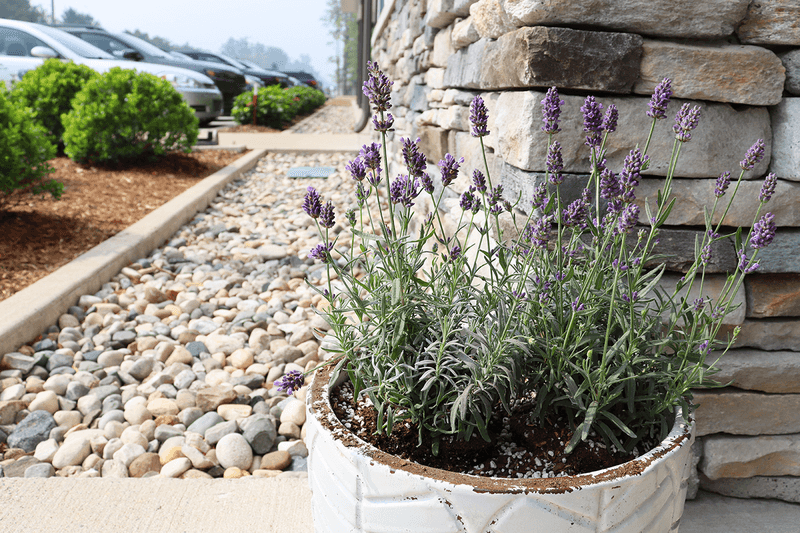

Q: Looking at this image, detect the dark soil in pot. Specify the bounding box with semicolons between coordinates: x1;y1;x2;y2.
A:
329;381;659;479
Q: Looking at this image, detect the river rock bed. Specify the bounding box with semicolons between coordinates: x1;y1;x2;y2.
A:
0;151;365;480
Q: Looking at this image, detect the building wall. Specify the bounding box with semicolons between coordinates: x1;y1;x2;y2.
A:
371;0;800;503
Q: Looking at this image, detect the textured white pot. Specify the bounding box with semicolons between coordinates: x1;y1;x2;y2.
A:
305;365;695;533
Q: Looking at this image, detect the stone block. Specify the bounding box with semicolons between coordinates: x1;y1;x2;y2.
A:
770;98;800;181
750;230;800;274
501;0;751;40
442;88;478;106
426;0;458;28
701;434;800;480
408;82;432;113
781;50;800;96
709;349;800;394
701;474;800;504
451;131;501;194
425;68;447;89
746;274;800;318
438;105;470;131
453;0;479;16
738;0;800;45
634;40;784;106
444;27;642;93
451;16;481;50
494;91;771;179
692;388;800;436
646;229;736;274
658;273;746;325
470;0;516;39
432;25;454;68
417;125;450;164
720;319;800;352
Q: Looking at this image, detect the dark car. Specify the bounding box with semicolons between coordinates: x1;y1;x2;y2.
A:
58;26;247;116
178;50;289;88
284;71;320;89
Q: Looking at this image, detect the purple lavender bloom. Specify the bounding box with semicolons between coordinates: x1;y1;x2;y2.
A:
487;185;504;215
345;157;367;181
571;298;585;312
599;168;620;200
760;172;777;202
309;242;334;263
372;113;394;133
360;142;382;171
420;173;434;194
673;103;702;143
449;245;462;261
389;174;420;208
617;203;640;234
401;137;427;178
714;171;732;198
345;208;357;226
740;139;765;171
469;95;490;138
531;183;548;211
562;189;590;228
693;298;705;312
737;250;760;274
697;340;710;355
541;87;564;135
647;78;672;120
547;141;564;185
700;243;712;266
460;188;475;212
750;212;776;249
601;104;619;134
525;216;551;249
581;96;604;149
362;61;393;112
274;370;305;394
303;186;322;218
619;148;648;203
438;154;464;187
356;182;370;206
319;201;335;229
472;169;487;192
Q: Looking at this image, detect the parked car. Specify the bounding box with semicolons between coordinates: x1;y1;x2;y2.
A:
283;71;320;89
57;26;246;117
0;19;222;124
177;50;289;88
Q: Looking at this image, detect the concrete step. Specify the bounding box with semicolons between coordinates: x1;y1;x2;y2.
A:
681;490;800;532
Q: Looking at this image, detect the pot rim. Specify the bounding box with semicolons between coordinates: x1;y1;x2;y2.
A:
308;362;695;494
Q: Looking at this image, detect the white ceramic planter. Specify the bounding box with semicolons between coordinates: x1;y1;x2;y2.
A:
305;365;695;533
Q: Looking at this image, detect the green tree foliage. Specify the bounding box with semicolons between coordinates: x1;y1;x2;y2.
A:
0;0;48;23
62;68;198;164
322;0;357;94
0;86;60;211
11;58;99;149
60;7;99;26
218;38;322;82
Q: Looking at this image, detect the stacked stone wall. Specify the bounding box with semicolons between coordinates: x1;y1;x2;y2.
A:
372;0;800;503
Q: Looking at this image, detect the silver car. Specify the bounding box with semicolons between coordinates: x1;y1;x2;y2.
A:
0;19;223;123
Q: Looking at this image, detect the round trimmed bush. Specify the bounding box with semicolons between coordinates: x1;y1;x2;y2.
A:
0;86;60;209
62;67;199;164
285;85;326;115
10;58;99;149
232;86;295;128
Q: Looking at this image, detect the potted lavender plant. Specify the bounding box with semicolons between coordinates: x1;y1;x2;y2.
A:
280;62;778;532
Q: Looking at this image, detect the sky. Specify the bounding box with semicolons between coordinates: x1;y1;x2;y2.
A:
33;0;338;87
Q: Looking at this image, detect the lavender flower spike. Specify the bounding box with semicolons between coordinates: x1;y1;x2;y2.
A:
750;212;776;249
469;95;490;138
541;87;564;135
274;370;305;395
760;172;777;202
309;242;334;263
740;139;766;171
617;203;640;235
401;137;427;178
389;174;420;208
581;96;604;149
438;154;464;187
362;60;393;112
345;157;367;181
619;148;648;203
472;169;487;192
547;141;564;185
673;103;702;143
303;186;322;218
714;171;732;198
360;142;382;171
647;78;672;119
601;104;619;134
320;201;335;229
372;113;394;133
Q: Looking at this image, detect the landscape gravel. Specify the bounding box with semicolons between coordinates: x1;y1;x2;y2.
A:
0;149;375;480
286;103;357;134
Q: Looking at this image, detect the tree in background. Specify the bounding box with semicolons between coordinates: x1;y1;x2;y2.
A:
60;7;99;26
0;0;48;23
219;37;322;83
321;0;357;95
125;29;195;53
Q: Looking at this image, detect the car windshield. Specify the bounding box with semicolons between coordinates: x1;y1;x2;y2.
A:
114;33;173;59
36;25;113;59
216;53;247;70
171;51;193;61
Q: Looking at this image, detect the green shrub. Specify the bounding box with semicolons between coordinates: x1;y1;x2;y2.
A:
232;86;295;128
10;58;98;149
0;86;60;210
285;85;326;115
62;67;198;164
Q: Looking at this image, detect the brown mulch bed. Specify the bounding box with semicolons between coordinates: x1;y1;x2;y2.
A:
0;149;249;303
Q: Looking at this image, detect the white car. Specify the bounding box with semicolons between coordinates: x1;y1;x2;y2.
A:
0;19;223;123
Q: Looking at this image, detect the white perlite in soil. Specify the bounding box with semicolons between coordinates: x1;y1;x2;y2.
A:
0;151;373;480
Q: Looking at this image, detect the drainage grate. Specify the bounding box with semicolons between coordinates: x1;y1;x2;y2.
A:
287;167;336;178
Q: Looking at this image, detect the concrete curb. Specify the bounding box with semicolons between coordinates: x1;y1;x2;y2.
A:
217;132;370;153
0;147;267;357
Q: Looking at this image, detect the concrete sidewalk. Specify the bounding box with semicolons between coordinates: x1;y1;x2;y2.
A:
682;491;800;532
